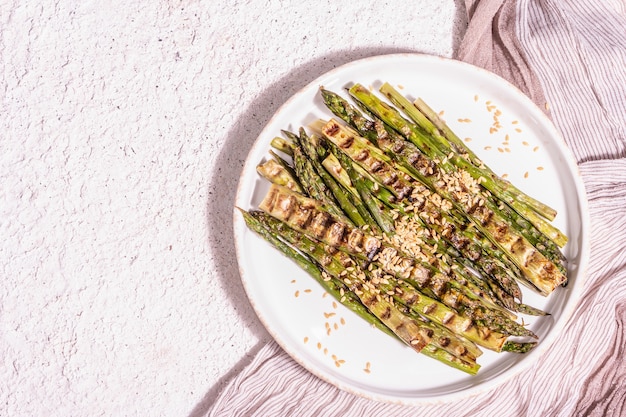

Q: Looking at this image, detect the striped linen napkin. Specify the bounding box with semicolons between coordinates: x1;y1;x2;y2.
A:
207;0;626;415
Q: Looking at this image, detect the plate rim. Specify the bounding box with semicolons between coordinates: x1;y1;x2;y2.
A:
232;52;591;405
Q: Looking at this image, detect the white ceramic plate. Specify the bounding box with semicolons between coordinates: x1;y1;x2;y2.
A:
233;53;589;404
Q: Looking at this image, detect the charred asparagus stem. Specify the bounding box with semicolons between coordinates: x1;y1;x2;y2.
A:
261;181;536;339
412;92;558;223
346;85;567;296
239;208;395;339
363;83;568;252
256;154;303;193
318;89;554;316
248;209;484;371
379;82;567;246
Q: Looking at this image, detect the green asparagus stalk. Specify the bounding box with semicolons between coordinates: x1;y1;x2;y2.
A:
318;130;538;313
250;209;482;371
295;128;380;231
414;94;557;223
256;156;304;193
317;93;553;317
378;82;568;248
259;183;382;260
239;208;395;340
270;136;294;157
347;84;567;296
308;148;535;337
320;87;526;285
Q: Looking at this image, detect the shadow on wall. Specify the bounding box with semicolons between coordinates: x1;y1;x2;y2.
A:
195;3;468;412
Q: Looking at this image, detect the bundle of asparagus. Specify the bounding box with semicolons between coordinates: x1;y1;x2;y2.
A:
239;83;568;374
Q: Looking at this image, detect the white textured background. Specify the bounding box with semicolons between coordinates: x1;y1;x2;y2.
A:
0;1;466;415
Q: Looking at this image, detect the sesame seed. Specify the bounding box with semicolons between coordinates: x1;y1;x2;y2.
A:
304;337;309;343
323;348;328;355
291;279;296;283
522;141;529;146
304;289;312;293
484;146;492;150
533;146;540;152
317;342;322;350
515;128;522;133
537;166;544;171
294;290;300;297
524;171;529;178
438;110;445;117
340;317;346;325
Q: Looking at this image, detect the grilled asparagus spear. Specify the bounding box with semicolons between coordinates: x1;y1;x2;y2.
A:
346;85;567;296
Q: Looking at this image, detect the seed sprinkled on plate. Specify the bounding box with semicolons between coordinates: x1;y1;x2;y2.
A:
364;361;372;374
537;166;544;171
294;290;300;297
304;337;309;344
524;171;529;178
533;146;540;152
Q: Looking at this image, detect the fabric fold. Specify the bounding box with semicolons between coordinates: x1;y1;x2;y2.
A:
457;0;548;109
